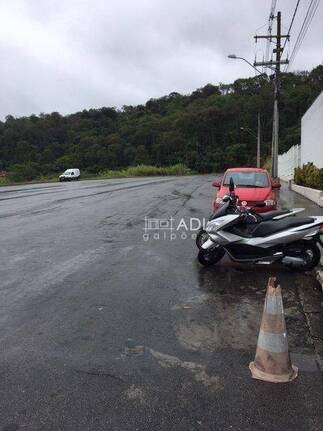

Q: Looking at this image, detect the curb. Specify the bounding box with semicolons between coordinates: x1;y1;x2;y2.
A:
305;267;323;371
296;268;323;372
291;183;323;207
316;268;323;293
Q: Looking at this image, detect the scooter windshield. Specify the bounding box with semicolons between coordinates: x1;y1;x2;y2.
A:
210;200;230;220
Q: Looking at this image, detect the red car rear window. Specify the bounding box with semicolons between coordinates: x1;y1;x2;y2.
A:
223;172;269;188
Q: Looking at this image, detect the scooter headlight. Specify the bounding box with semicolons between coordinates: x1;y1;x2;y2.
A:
206;219;223;233
215;197;223;204
264;199;275;206
206;226;219;234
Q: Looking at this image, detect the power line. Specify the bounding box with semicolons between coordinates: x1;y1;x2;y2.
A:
286;0;318;70
286;0;320;71
282;0;301;54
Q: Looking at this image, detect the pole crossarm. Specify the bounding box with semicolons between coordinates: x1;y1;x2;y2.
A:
254;60;289;67
254;35;289;39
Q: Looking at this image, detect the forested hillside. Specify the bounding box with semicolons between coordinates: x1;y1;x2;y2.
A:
0;65;322;180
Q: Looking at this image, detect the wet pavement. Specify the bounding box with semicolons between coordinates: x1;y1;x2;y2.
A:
0;176;322;430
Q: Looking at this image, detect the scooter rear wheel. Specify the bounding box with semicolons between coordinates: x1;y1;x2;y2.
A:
198;247;225;266
284;240;321;272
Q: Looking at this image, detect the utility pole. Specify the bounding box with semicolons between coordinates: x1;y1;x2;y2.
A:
254;11;289;179
257;113;261;168
272;11;281;179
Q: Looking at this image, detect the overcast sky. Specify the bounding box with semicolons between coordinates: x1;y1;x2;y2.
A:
0;0;322;119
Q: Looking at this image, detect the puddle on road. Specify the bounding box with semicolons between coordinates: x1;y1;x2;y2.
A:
173;265;317;353
174;294;261;351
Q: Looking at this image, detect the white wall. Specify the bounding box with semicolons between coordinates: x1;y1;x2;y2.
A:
278;144;300;181
278;91;323;180
301;91;323;168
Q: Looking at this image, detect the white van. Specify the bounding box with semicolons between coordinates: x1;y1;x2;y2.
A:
59;168;80;182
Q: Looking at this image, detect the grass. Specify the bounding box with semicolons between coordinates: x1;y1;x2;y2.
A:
98;164;192;178
0;177;10;186
0;164;193;186
0;175;58;187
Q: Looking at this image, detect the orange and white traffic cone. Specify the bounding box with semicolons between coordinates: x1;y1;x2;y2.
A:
249;277;298;383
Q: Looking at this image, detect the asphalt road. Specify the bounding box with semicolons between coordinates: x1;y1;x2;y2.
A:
0;176;322;431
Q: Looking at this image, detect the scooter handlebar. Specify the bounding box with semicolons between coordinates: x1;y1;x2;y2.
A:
254;202;266;208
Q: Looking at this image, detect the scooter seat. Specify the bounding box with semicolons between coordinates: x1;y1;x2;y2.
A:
258;210;289;221
252;217;314;238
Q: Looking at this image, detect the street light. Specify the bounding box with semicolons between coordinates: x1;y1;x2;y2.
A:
227;54;265;76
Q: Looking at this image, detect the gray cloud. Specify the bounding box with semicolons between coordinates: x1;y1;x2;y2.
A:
0;0;322;118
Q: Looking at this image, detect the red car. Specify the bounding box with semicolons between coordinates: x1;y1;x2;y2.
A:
212;168;281;213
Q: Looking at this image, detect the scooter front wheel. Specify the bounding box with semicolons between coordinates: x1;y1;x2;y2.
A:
198;247;225;266
196;229;209;250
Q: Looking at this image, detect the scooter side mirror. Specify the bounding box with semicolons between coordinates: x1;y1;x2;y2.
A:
272;182;281;189
212;181;221;188
229;177;235;193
